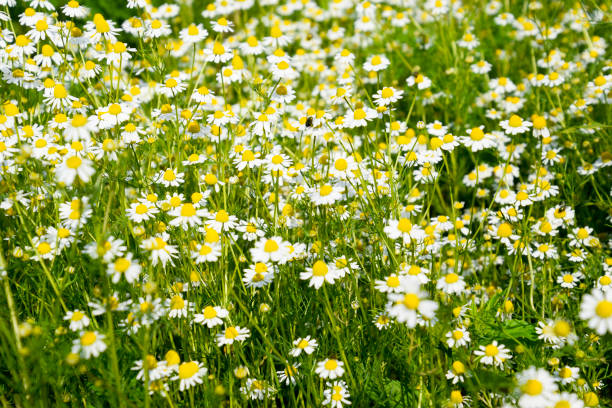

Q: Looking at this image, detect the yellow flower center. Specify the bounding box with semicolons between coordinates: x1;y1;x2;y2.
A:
334;158;348;171
324;359;338;370
452;361;465;374
224;326;239;339
387;276;400;287
559;367;572;378
353;109;366;120
312;260;328;276
80;331;97;346
452;330;463;340
402;293;419;309
108;104;122;115
381;88;394;98
319;185;333;196
484;344;498;356
470;127;485;141
450;391;463;404
497;223;512;238
445;273;459;284
508;115;523;127
65;156;82;169
264;239;279;253
178;362;198;379
163;169;176;181
71;311;84;321
595;300;612;318
203;306;217;319
171;295;184;310
521;379;542;396
576;228;589;239
114;257;130;273
397;218;412;233
204;173;218;185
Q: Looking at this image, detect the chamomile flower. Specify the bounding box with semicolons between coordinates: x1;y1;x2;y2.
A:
193;305;229;328
107;253;142;284
474;341;511;367
557;270;583;288
387;285;438;328
375;274;406;293
315;358;345;380
500;115;532;135
126;201;159;223
406;74;431;90
277;363;300;386
173;361;207;391
72;331;106;359
250;237;291;264
64;310;90;331
204;41;233;63
158;77;186;98
373;312;392;329
56;155;95;186
243;262;275;288
446;361;467;384
557;366;580;385
216;326;250;347
471;60;492;74
323;380;351;407
141;233;178;267
241;378;276;400
373;87;404;106
384;217;425;244
155;168;184;188
62;0;89;18
596;274;612;292
191;241;222;263
437;273;467;295
289;336;318;357
166;295;190;318
446;327;471;348
169;203;206;230
180;23;207;43
515;367;557;408
310;184;343;206
211;17;233;33
343;107;377;128
145;19;171;38
461;126;496;151
363;54;390;72
579;289;612;335
550;392;584;408
300;260;338;289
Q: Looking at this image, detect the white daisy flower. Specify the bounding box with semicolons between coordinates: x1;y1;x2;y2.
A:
72;331;106;359
300;260;339;289
579;289;612;335
315;358;345;380
216;326;250;347
193;305;229;328
515;367;557;408
289;336;318;357
64;310;90;331
172;361;207;391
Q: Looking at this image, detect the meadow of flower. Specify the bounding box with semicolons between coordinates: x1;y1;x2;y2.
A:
0;0;611;406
